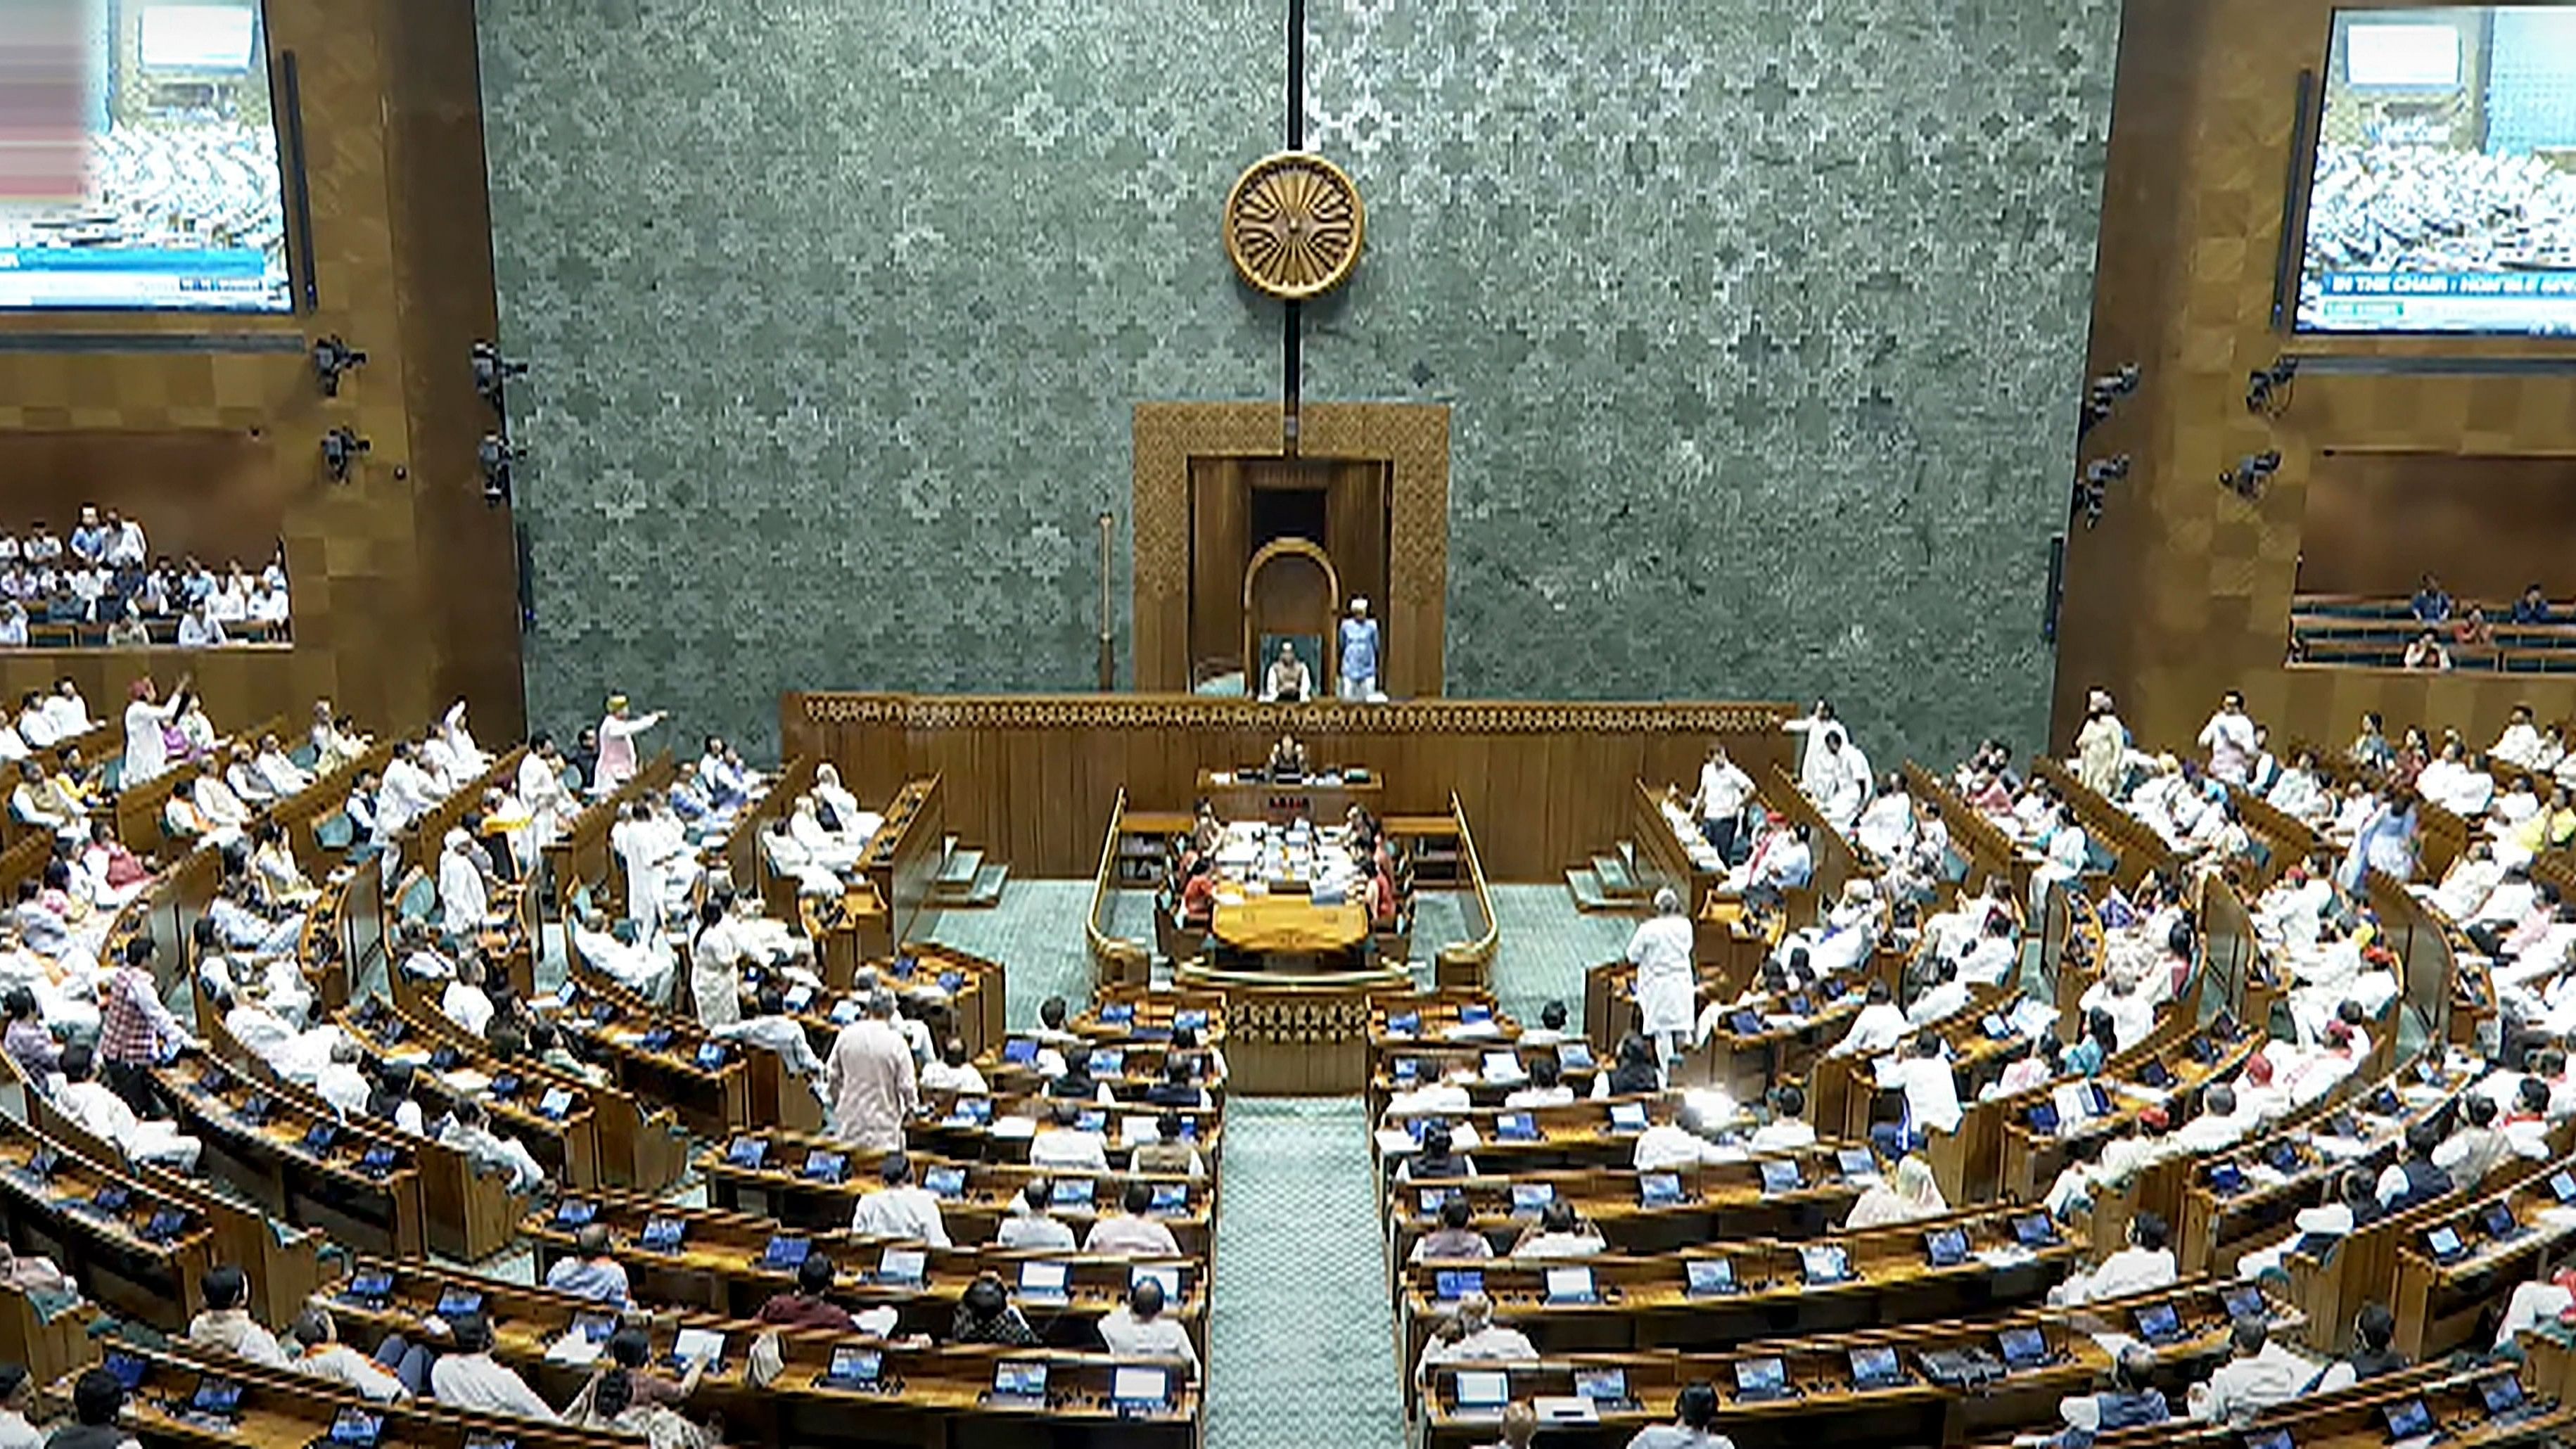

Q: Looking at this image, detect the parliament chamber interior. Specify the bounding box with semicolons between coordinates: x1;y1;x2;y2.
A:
11;1;2576;1447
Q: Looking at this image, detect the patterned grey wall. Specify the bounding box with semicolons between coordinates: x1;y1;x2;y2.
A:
476;0;1280;753
480;0;2119;767
1303;0;2120;767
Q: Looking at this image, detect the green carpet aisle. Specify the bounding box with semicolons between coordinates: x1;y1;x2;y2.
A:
1204;1098;1407;1449
1487;884;1638;1031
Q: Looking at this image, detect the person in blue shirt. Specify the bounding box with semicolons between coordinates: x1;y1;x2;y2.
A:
2047;1344;2169;1447
2513;583;2556;626
65;507;108;568
1337;596;1382;701
2409;573;2453;624
542;1222;632;1306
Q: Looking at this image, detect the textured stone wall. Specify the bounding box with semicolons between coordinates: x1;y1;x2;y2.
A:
476;0;1279;751
480;0;2119;765
1304;0;2120;765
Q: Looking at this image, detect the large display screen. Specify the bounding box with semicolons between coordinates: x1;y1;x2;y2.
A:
0;0;290;312
2300;7;2576;334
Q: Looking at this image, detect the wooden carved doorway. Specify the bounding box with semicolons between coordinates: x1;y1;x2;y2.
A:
1132;401;1448;698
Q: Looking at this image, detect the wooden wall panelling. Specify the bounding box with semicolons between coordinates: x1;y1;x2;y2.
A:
2294;452;2576;600
2053;0;2576;762
384;0;525;733
784;694;1794;881
0;0;522;748
1133;403;1284;692
1187;458;1250;677
1301;403;1450;699
0;432;288;567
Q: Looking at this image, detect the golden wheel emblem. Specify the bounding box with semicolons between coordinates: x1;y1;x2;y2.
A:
1223;151;1365;300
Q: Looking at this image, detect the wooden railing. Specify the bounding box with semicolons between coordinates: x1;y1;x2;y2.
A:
1085;787;1152;985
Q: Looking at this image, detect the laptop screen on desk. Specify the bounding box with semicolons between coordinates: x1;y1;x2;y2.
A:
1111;1366;1169;1411
1434;1269;1483;1301
1998;1327;2046;1369
1850;1347;1901;1386
1019;1260;1069;1297
1574;1367;1628;1403
1735;1358;1786;1396
993;1361;1047;1399
1453;1370;1510;1411
876;1247;926;1286
827;1346;881;1384
1685;1259;1735;1295
1543;1266;1596;1303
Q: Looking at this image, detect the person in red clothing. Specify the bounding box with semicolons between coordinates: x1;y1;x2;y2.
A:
755;1253;857;1331
1363;857;1400;928
1178;855;1218;926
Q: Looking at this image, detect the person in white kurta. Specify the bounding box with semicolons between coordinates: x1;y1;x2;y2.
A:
1626;888;1697;1063
609;805;664;928
516;739;573;854
437;830;490;938
119;677;189;788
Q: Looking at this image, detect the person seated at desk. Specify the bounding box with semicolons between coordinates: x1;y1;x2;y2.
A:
286;1306;407;1401
2309;1302;2406;1393
1844;1154;1946;1229
544;1223;633;1305
1906;957;1970;1028
1411;1194;1494;1263
1178;855;1218;928
1261;644;1313;704
758;1253;865;1332
2041;1344;2168;1448
2186;1315;2316;1426
2435;1092;2511;1188
1825;978;1908;1061
950;1273;1042;1348
997;1180;1080;1251
8;761;79;848
1505;1055;1574;1111
1145;1054;1211;1110
1593;1032;1666;1099
189;1264;288;1367
1100;1277;1200;1379
1413;1291;1538;1386
219;984;345;1085
1045;1057;1117;1105
430;1311;559;1422
1361;855;1401;929
1265;732;1308;780
1633;1099;1731;1172
2371;1118;2454;1214
1730;818;1814;905
1029;1099;1111;1173
715;985;827;1092
51;1366;140;1449
920;1035;988;1096
2;989;58;1080
573;1349;715;1449
53;1043;199;1170
1519;1000;1574;1048
1133;1110;1209;1177
1510;1199;1605;1260
1085;1180;1182;1257
1624;1381;1732;1449
438;1097;547;1195
1748;1084;1816;1152
1397;1121;1477;1182
2050;1211;2176;1307
848;1151;951;1246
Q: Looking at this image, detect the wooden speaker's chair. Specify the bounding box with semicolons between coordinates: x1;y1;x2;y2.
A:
1244;538;1339;700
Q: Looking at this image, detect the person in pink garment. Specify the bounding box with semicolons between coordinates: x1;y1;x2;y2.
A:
591;693;664;796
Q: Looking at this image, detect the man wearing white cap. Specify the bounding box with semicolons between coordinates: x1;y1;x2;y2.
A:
1338;596;1382;701
593;693;664;796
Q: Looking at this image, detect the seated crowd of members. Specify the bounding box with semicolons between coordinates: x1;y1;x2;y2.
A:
0;511;291;647
1401;696;2576;1448
1163;793;1413;932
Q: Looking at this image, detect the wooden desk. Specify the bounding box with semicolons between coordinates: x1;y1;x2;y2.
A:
517;1189;1201;1341
0;1114;215;1333
1417;1277;2296;1448
151;1060;432;1260
2391;1151;2576;1361
1211;891;1369;960
1197;767;1383;825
